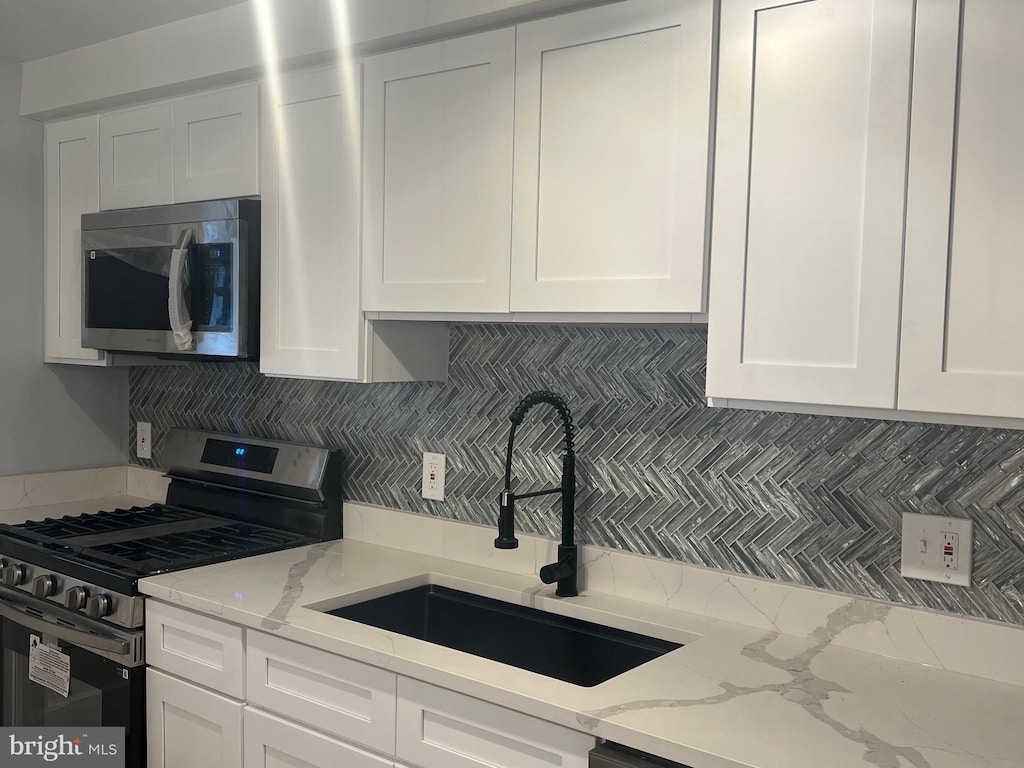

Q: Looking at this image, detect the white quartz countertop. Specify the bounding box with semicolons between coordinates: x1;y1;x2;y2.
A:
140;539;1024;768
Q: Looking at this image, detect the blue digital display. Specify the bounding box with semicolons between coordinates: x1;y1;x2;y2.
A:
201;439;279;474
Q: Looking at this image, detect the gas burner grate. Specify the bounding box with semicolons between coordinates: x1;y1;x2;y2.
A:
10;505;203;540
0;504;313;577
84;522;309;574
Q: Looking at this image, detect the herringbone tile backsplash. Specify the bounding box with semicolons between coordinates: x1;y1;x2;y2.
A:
129;325;1024;625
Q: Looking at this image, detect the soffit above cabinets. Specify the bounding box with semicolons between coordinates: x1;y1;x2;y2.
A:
0;0;247;63
19;0;626;120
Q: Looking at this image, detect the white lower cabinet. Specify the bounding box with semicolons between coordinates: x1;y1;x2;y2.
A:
146;601;593;768
244;708;393;768
146;600;245;698
396;678;593;768
147;668;243;768
246;630;396;753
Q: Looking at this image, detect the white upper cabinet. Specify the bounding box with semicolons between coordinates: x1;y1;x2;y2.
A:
706;0;915;408
363;29;515;313
510;0;714;313
100;103;173;209
260;65;448;383
260;66;364;381
172;84;260;203
44;116;107;365
100;84;259;210
899;0;1024;419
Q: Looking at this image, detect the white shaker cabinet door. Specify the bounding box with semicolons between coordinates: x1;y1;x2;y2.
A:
395;678;593;768
363;29;515;312
173;83;260;203
243;708;394;768
706;0;914;408
260;66;363;381
510;0;715;313
147;669;243;768
44;115;107;364
100;103;173;209
899;0;1024;418
245;630;397;754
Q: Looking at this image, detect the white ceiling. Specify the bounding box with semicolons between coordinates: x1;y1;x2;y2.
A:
0;0;249;63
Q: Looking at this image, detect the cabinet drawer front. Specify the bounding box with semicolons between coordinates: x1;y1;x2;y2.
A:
396;678;594;768
146;601;244;698
246;630;397;754
147;669;243;768
244;707;392;768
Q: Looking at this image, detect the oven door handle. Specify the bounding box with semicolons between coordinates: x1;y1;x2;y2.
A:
0;601;130;655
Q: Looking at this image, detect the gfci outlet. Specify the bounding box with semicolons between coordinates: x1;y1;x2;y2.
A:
421;452;446;501
900;512;973;587
136;422;152;460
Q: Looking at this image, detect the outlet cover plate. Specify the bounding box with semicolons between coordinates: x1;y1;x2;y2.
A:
421;452;446;501
900;512;973;587
136;422;152;460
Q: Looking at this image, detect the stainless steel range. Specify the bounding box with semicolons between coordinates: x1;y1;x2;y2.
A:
0;429;343;767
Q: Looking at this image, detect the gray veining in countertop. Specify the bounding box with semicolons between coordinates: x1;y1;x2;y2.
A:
140;539;1024;768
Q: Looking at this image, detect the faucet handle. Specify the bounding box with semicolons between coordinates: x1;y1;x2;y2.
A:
540;544;578;597
495;490;519;549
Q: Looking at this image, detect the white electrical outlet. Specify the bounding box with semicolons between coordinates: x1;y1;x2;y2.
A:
421;452;446;501
136;422;152;460
900;512;973;586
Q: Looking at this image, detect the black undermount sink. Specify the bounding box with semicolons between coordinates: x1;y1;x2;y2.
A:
324;584;682;687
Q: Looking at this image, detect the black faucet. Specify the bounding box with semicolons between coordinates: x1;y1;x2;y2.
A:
495;390;578;597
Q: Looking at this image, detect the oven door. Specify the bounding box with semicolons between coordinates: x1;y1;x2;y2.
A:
81;219;243;357
0;588;145;766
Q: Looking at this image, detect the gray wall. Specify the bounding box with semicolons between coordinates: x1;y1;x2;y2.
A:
0;58;127;475
129;325;1024;627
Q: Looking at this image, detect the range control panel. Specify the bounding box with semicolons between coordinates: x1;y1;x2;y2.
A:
0;557;144;629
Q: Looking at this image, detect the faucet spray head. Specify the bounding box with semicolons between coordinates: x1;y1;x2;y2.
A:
494;490;519;549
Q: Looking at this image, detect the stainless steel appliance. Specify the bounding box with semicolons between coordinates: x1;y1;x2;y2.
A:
81;199;260;358
0;429;343;767
590;743;692;767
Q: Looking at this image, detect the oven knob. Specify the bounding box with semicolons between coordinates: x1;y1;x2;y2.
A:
85;593;113;619
1;563;26;587
32;574;58;598
65;586;89;611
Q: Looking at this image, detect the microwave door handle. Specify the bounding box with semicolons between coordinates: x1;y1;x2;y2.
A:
0;600;129;655
168;229;195;351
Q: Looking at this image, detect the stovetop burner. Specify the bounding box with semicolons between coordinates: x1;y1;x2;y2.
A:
0;429;343;617
1;504;314;577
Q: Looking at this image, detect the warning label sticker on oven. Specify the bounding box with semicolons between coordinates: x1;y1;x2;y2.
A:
28;634;70;698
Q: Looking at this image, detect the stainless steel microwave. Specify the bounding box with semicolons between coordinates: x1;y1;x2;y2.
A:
81;198;259;358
